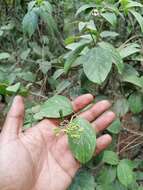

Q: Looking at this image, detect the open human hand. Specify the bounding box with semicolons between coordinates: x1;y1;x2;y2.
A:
0;94;115;190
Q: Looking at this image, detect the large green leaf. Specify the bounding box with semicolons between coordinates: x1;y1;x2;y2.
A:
68;170;95;190
102;151;119;165
34;95;73;120
128;92;143;114
68;117;96;164
99;42;124;74
82;47;112;84
97;166;116;184
22;10;38;37
117;160;134;187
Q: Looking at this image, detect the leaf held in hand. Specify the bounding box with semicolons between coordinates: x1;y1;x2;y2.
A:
68;117;96;164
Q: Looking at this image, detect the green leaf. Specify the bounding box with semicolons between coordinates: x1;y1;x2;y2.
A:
100;31;119;38
64;42;88;74
102;151;119;165
119;43;140;58
42;1;53;14
96;184;115;190
76;4;96;16
129;10;143;33
0;52;10;60
101;12;117;26
126;1;143;9
138;187;143;190
117;160;134;187
136;172;143;181
22;10;38;37
52;69;64;80
97;166;116;184
0;30;4;36
34;95;73;120
68;117;96;164
122;64;142;88
6;82;21;93
113;180;128;190
39;61;51;74
55;80;71;94
128;92;143;114
99;42;124;74
68;170;95;190
113;98;129;117
107;119;121;134
20;49;31;60
123;75;142;88
40;10;59;38
17;72;36;82
82;47;112;84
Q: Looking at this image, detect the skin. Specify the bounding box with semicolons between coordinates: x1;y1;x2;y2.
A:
0;94;115;190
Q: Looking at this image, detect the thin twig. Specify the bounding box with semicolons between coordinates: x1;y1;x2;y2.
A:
119;135;142;154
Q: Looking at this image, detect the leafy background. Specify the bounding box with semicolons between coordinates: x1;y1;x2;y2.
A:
0;0;143;189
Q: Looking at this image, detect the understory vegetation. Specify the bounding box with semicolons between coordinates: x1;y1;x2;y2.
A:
0;0;143;189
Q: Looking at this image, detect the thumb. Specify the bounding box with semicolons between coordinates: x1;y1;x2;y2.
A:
2;96;25;139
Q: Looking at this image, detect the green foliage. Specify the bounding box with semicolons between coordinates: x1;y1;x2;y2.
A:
1;0;143;189
107;119;121;134
102;150;119;165
68;170;96;190
34;95;73;119
117;159;134;187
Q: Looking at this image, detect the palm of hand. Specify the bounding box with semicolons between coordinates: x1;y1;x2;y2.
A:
0;95;115;190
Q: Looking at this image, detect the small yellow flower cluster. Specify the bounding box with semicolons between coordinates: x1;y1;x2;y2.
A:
54;120;84;140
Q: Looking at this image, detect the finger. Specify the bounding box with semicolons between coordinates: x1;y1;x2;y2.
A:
92;111;116;133
79;100;111;122
72;94;93;112
2;96;24;138
95;134;112;155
